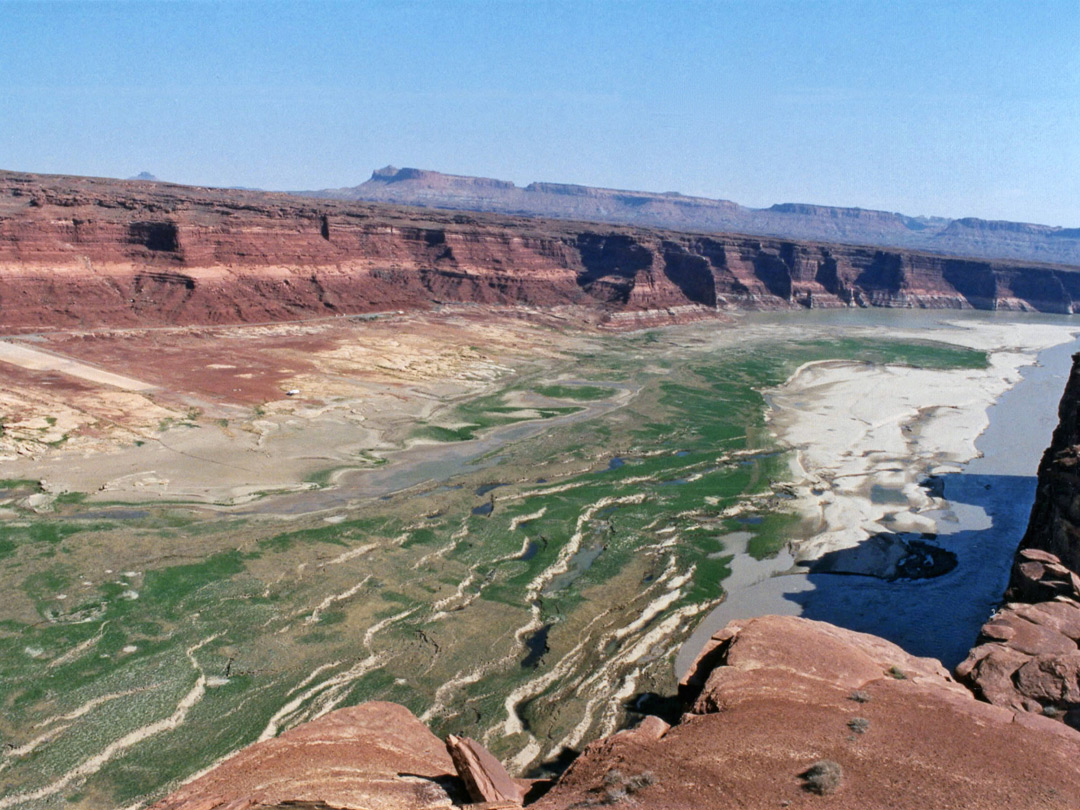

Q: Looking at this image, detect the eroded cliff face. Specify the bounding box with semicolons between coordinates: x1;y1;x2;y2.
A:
1012;354;1080;579
2;170;1080;333
957;353;1080;727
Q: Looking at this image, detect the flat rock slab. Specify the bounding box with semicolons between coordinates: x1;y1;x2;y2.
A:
445;734;524;805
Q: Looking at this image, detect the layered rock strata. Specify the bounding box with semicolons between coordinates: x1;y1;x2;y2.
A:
2;170;1080;333
957;353;1080;728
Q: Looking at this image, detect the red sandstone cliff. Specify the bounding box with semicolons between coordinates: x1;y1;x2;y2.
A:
308;166;1080;267
2;169;1080;333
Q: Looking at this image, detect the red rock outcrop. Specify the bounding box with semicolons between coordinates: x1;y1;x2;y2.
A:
957;353;1080;729
2;169;1080;334
149;702;463;810
445;734;525;806
535;616;1080;810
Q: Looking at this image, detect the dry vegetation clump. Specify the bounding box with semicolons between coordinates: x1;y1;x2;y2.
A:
588;768;658;805
801;760;843;795
847;717;870;734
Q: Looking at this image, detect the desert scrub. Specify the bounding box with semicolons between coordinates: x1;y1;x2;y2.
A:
801;760;843;795
848;689;871;703
591;769;658;805
847;716;870;734
888;665;907;679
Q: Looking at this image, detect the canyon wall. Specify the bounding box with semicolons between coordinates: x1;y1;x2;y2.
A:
2;170;1080;333
957;353;1080;726
1012;354;1080;580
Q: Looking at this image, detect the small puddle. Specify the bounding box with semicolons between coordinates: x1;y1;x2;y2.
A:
870;485;909;505
521;623;552;668
544;542;604;593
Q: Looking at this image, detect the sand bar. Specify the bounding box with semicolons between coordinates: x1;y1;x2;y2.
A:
678;317;1080;675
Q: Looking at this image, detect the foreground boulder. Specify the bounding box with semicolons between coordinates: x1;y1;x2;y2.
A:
534;615;1080;810
957;551;1080;727
149;702;462;810
445;734;526;806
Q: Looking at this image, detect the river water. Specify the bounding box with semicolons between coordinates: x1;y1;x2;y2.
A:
677;312;1080;673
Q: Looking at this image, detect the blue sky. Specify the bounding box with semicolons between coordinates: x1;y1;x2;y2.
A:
2;0;1077;225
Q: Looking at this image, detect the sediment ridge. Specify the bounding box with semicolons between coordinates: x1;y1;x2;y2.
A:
3;169;1080;333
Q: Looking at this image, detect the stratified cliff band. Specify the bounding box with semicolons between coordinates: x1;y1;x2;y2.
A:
2;169;1080;333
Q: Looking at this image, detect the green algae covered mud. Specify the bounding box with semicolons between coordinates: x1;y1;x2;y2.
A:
0;311;1075;810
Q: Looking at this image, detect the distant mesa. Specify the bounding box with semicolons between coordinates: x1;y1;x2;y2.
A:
128;171;160;182
296;166;1080;267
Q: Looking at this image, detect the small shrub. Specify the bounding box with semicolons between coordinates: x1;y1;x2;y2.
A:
601;785;628;805
848;689;871;703
888;665;907;680
801;759;843;795
626;772;657;791
602;769;625;787
595;768;658;805
1042;705;1062;718
847;717;870;734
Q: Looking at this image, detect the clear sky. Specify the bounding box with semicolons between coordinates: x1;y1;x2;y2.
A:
2;0;1077;225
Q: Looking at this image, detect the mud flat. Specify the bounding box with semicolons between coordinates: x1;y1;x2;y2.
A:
2;308;1075;810
678;315;1080;675
0;341;155;391
0;311;589;505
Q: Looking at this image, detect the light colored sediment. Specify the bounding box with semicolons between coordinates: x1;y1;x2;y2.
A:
0;341;156;390
773;321;1080;564
0;311;583;504
678;318;1080;677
